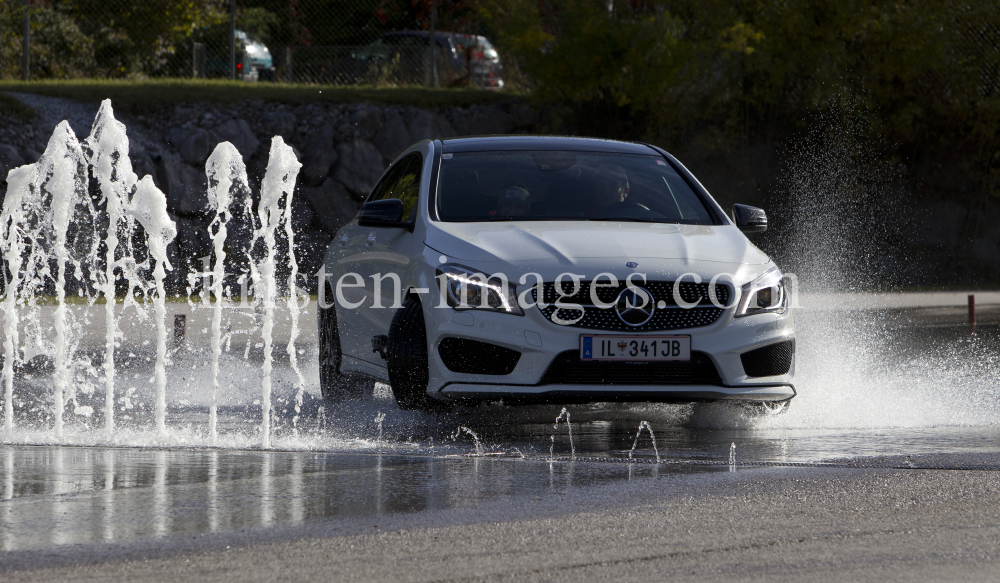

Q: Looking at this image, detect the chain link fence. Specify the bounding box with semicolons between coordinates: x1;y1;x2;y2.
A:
1;0;501;87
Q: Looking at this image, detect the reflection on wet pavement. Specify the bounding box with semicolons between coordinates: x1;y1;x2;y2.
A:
0;445;723;552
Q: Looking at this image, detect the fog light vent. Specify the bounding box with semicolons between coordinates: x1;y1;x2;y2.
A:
740;340;794;378
439;338;521;375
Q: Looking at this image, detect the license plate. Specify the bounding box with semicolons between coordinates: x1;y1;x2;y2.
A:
580;335;691;361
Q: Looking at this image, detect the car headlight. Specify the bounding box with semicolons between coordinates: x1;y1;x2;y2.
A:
735;267;786;317
437;265;523;316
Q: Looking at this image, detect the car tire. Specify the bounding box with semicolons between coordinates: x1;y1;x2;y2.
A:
318;289;375;402
744;399;791;416
386;297;445;411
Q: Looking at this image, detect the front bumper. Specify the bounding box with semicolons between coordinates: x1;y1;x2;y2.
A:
440;383;795;404
424;296;796;404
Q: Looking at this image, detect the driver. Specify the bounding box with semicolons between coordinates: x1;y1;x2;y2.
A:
591;165;630;212
490;184;531;217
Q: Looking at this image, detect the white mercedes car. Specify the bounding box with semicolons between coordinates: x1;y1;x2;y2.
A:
318;136;795;411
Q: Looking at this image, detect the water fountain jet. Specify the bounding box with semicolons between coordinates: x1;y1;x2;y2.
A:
629;420;660;463
554;407;575;460
452;426;483;457
205;143;253;444
252;136;301;449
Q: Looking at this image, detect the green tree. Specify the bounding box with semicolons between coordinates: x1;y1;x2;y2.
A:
1;1;96;79
65;0;224;76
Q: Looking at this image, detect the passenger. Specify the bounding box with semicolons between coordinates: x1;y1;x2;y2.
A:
489;184;531;217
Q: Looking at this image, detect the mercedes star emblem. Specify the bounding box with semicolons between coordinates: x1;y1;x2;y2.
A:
615;287;655;326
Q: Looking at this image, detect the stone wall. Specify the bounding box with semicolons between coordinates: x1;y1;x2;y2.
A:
0;92;997;289
0;94;537;292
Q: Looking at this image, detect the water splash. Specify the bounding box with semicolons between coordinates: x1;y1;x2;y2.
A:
452;426;483;457
87;100;148;437
729;442;736;471
46;123;93;439
0;101;318;448
374;412;385;444
317;406;327;434
127;178;176;436
252;137;301;449
628;420;660;463
283;163;306;434
688;102;1000;433
554;407;575;459
204;142;253;444
1;121;99;439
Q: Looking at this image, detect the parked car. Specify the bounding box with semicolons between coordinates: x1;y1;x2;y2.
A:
195;30;274;81
318;136;795;412
351;31;504;89
238;30;275;81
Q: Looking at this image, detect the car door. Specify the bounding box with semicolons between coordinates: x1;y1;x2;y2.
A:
352;152;424;358
334;158;408;364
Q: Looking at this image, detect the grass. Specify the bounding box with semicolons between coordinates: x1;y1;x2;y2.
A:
0;79;524;114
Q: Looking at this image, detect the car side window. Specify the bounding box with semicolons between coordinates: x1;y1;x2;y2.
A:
391;153;423;221
365;152;422;221
367;159;407;204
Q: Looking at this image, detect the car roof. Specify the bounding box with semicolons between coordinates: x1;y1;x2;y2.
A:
440;136;659;155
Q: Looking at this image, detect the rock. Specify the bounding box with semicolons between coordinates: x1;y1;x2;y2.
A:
173;106;197;121
157;154;209;216
262;111;297;142
333;140;385;199
406;110;456;142
212;119;259;161
300;124;338;186
372;110;413;163
131;152;160;188
181;129;210;166
165;127;185;147
0;143;25;181
351;106;383;141
167;127;210;166
299;178;361;234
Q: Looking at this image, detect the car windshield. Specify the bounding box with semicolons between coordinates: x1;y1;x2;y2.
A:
436;150;716;224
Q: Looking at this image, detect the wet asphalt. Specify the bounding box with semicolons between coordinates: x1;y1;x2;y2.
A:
0;303;998;580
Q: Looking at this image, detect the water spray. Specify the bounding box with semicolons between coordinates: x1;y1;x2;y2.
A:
554;407;575;460
629;420;660;463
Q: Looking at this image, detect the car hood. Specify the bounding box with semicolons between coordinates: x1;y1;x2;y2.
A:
426;221;769;265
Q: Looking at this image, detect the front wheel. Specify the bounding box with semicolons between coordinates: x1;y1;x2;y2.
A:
318;288;374;402
386;298;446;411
744;399;791;416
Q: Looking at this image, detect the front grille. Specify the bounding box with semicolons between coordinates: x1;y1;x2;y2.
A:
540;350;721;385
533;280;730;331
740;340;794;377
439;337;521;375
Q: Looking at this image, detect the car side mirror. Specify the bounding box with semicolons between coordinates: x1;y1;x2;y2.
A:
359;198;412;229
732;204;767;234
